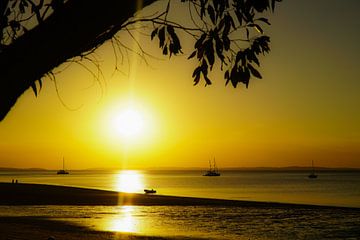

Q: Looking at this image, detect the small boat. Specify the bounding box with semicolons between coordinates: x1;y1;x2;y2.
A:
57;157;69;175
144;189;156;194
308;160;317;179
203;158;220;176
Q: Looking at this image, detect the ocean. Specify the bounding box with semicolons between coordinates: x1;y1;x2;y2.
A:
1;170;360;239
1;169;359;207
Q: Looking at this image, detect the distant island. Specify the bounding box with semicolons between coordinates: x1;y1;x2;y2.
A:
0;167;47;171
0;167;359;172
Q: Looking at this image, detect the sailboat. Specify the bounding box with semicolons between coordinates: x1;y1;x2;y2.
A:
308;160;317;179
57;157;69;174
203;158;220;176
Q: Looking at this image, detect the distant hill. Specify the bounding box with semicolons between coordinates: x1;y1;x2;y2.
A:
221;166;360;171
143;166;360;172
0;167;47;171
0;166;359;172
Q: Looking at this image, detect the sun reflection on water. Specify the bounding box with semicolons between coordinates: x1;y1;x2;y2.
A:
106;206;137;233
115;170;144;193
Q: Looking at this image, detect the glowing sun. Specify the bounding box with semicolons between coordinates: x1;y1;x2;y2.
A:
111;108;145;140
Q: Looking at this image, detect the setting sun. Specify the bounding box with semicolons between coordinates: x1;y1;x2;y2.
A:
111;108;145;140
101;101;156;146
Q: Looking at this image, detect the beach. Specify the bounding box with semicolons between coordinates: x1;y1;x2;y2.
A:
0;182;222;239
0;182;349;208
1;183;360;239
0;216;179;240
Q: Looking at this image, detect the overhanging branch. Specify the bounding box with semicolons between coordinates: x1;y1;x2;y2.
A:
0;0;156;120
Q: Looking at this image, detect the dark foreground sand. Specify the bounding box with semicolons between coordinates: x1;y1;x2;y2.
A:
0;182;347;208
0;216;180;240
0;183;356;240
2;182;256;206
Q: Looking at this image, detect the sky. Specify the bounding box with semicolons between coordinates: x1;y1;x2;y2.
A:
0;0;359;170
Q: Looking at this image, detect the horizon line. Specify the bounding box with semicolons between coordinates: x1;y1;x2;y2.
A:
1;166;360;171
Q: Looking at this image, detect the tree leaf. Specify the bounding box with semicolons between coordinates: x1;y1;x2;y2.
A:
188;50;197;59
201;59;208;76
193;72;201;85
247;50;260;66
192;66;202;78
38;79;42;90
215;36;224;61
272;0;276;11
195;33;207;49
222;36;230;51
247;64;262;79
224;70;229;80
158;27;165;48
163;45;168;55
167;25;174;35
230;67;238;88
257;17;271;25
151;28;158;40
248;23;263;34
253;0;269;13
204;75;212;86
31;82;37;96
207;5;216;24
204;40;214;68
254;24;263;34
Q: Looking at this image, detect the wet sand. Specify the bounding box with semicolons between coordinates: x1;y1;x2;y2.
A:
0;182;350;208
0;216;196;240
1;182;264;206
0;182;209;239
0;182;357;239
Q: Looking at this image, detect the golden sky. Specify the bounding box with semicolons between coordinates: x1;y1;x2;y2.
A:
0;0;359;169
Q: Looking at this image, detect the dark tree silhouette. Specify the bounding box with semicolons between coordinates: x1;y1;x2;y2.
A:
0;0;281;121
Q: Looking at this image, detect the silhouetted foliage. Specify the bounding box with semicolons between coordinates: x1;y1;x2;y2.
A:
0;0;281;120
148;0;280;88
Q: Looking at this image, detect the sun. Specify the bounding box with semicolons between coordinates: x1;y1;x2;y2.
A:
110;108;145;140
101;102;156;146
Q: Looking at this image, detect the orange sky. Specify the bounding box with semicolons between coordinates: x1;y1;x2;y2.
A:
0;0;359;169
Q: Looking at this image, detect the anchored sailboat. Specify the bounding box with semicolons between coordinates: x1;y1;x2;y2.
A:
57;157;69;175
203;158;220;176
308;160;317;179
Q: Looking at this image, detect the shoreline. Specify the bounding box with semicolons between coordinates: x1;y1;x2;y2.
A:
0;216;193;240
1;182;359;239
0;182;357;210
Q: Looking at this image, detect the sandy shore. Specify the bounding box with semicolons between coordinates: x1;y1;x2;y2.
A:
0;182;348;208
0;182;281;206
0;216;197;240
1;183;357;239
0;183;211;239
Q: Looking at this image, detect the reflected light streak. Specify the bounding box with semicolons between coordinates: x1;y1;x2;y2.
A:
107;206;137;233
115;170;144;193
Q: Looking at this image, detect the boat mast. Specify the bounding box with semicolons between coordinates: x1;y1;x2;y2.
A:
311;160;315;174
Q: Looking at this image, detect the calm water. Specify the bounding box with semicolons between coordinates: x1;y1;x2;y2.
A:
1;205;359;239
0;170;359;207
1;170;360;239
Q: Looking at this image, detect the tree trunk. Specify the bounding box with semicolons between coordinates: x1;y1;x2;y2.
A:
0;0;156;121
